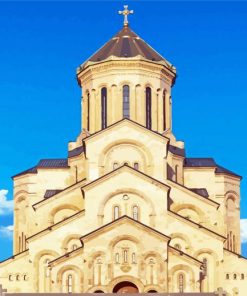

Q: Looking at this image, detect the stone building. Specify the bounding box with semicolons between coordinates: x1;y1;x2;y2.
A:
0;6;247;296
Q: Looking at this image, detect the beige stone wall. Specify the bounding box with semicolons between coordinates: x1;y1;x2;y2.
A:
0;45;246;296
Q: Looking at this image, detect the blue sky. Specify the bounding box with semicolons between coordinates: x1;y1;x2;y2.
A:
0;1;247;261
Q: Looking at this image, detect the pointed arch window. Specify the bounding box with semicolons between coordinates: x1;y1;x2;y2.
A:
134;162;139;170
101;87;107;129
123;85;130;118
178;273;184;293
163;90;166;130
87;92;90;131
114;206;120;220
146;87;152;129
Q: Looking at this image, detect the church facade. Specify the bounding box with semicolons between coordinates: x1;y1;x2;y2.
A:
0;6;247;296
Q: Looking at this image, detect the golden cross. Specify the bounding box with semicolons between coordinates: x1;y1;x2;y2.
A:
118;5;134;27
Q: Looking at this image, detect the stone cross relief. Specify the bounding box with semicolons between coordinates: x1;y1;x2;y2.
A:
0;285;7;296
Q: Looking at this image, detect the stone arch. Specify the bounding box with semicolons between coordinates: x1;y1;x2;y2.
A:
109;235;141;258
169;264;195;293
15;190;29;203
142;251;164;286
193;249;218;293
33;249;60;292
61;234;81;252
99;139;153;172
193;248;218;261
145;82;154;89
108;275;145;293
56;264;83;293
171;204;205;223
98;188;156;217
86;286;107;293
144;285;162;293
170;233;192;251
109;234;141;250
48;204;80;224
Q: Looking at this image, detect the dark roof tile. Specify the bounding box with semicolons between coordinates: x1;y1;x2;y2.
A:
44;190;63;199
169;145;185;157
68;146;84;158
37;159;69;168
12;167;37;179
86;26;167;64
184;158;216;167
184;158;241;179
190;188;209;198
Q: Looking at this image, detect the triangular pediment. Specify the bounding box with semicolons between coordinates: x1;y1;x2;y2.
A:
82;164;170;193
84;118;169;146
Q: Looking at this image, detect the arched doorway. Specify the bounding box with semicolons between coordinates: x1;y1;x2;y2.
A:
94;290;104;293
147;290;157;293
113;281;139;293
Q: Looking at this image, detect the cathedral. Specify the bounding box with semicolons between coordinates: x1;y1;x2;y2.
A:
0;5;247;296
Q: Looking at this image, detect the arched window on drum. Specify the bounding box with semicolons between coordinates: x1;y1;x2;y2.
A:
101;87;107;129
123;85;130;119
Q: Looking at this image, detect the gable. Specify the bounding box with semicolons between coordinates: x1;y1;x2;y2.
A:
82;165;170;225
83;119;169;182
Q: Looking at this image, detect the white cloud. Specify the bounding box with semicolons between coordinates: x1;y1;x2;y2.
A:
0;189;13;215
0;225;13;239
241;219;247;243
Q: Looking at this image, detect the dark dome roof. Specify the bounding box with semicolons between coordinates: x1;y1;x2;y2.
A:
87;26;166;63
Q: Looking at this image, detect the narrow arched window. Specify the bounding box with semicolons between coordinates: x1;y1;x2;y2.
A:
16;274;20;281
45;259;50;277
229;231;232;251
113;162;118;170
68;274;73;293
72;244;77;251
123;85;130;118
115;253;119;264
23;274;27;281
132;253;136;263
87;92;90;131
133;206;139;221
241;273;244;280
203;258;208;276
226;273;230;280
175;165;179;182
9;275;13;281
146;87;152;129
124;250;128;263
163;90;166;131
101;87;107;129
233;273;237;280
114;206;120;220
134;162;139;170
178;273;184;293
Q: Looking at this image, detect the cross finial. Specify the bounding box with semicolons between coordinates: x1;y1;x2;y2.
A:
118;5;134;27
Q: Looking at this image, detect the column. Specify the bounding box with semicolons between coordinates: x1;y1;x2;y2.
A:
151;88;158;131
